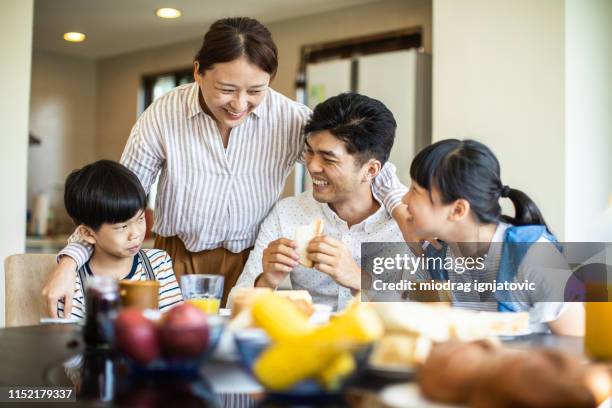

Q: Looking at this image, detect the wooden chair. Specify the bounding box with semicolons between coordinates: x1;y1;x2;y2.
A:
4;254;56;327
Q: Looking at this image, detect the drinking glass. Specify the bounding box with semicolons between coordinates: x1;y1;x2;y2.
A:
181;274;224;315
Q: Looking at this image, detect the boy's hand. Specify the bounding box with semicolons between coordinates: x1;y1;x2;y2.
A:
42;256;77;317
258;238;299;288
307;236;361;290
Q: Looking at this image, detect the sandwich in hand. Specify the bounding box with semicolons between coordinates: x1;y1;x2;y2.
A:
294;218;324;268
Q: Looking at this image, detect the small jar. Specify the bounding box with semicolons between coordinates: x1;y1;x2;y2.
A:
84;276;119;347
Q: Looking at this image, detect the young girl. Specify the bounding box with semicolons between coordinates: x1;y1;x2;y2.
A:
400;139;583;336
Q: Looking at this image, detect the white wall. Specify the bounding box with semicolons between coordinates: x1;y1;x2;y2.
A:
29;49;97;234
433;0;612;241
565;0;612;241
358;50;420;185
433;0;566;238
0;0;34;327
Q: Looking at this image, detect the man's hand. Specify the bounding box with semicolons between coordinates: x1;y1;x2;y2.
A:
307;236;361;290
41;257;78;317
258;238;299;288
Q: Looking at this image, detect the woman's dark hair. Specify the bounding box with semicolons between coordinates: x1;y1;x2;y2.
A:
304;93;396;166
195;17;278;78
64;160;146;230
410;139;550;230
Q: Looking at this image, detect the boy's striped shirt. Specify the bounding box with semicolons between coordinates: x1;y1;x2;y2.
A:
57;249;183;320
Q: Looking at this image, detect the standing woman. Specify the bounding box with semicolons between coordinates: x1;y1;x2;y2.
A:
43;17;406;314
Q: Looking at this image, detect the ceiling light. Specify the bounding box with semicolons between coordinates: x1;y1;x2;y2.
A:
155;7;181;19
63;32;86;42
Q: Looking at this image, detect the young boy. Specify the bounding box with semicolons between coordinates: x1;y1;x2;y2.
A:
58;160;183;319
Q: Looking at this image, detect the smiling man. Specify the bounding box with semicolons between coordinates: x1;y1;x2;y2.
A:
228;93;405;310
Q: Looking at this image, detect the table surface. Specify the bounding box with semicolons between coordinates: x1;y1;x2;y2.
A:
0;324;590;407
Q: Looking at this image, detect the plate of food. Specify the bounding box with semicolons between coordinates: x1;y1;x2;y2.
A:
364;303;531;380
382;384;612;408
476;311;532;338
366;333;426;380
381;339;611;408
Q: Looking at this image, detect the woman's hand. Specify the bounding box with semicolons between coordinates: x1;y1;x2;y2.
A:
41;257;78;317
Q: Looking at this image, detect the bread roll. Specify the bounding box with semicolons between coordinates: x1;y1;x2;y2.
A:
583;365;612;405
418;340;497;404
470;349;599;408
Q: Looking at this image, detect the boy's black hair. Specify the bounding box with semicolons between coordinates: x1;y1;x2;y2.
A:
304;92;396;166
64;160;146;230
410;139;550;231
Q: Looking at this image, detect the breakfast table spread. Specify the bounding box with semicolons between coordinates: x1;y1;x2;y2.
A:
0;321;601;408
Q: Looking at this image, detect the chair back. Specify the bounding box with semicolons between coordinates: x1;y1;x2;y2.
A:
5;254;56;327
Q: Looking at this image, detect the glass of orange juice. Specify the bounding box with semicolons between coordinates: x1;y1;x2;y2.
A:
585;281;612;361
181;275;224;315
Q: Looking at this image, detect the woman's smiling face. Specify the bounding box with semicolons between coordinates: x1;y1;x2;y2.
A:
194;55;270;131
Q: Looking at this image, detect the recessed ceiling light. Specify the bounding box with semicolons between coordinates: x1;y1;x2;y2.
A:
155;7;181;19
63;32;86;42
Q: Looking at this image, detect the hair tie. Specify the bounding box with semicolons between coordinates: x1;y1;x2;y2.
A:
501;185;511;197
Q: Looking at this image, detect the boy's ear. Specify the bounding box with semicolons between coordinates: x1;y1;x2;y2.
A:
448;199;470;222
77;225;97;245
193;61;202;82
361;159;382;183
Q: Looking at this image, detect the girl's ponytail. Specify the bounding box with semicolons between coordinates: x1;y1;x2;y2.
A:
501;187;549;230
411;139;552;233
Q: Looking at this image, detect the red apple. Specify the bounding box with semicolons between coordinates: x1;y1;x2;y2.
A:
160;303;209;359
114;308;160;364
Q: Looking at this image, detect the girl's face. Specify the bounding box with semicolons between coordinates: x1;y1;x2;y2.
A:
402;180;455;240
194;56;270;131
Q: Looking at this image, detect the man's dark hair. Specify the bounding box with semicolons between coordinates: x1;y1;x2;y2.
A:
304;93;396;166
64;160;146;230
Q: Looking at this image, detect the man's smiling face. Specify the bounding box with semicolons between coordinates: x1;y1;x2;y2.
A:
304;130;368;206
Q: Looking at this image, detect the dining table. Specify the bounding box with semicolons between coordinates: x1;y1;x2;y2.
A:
0;321;597;407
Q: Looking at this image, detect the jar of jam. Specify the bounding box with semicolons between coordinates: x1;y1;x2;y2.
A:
84;276;119;347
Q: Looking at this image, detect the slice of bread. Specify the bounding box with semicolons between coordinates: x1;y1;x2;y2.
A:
276;290;314;316
230;287;272;318
229;289;315;328
294;218;325;268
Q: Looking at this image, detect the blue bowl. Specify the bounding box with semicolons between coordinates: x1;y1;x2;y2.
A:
233;328;370;400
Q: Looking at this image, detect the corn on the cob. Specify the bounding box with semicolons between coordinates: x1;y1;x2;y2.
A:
251;297;382;391
304;303;383;348
253;342;337;390
251;293;315;342
317;351;356;390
